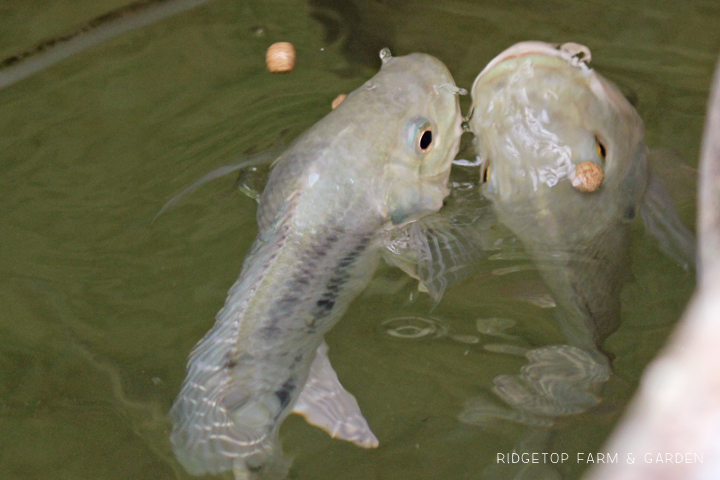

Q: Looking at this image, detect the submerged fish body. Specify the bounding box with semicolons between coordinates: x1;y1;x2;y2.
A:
169;52;462;478
470;41;693;350
586;45;720;480
452;42;695;431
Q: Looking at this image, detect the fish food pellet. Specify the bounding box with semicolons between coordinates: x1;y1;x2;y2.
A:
331;94;346;109
266;42;295;73
571;161;604;192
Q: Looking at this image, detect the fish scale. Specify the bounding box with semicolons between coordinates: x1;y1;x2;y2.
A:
456;41;695;427
470;41;694;350
172;204;384;476
169;51;463;479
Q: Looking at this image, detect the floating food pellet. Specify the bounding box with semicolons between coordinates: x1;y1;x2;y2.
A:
266;42;295;73
571;161;604;192
331;94;346;109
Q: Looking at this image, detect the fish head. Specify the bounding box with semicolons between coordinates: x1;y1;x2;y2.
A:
352;51;463;226
470;42;647;240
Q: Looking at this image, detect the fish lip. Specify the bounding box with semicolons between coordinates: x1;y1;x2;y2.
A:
422;169;452;187
471;41;592;96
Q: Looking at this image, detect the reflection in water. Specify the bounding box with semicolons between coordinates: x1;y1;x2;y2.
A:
382;316;450;340
0;0;219;90
382;315;481;344
492;346;611;418
65;331;185;477
460;393;555;429
309;0;398;71
475;317;520;340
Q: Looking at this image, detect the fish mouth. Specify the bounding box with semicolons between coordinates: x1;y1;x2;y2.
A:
419;170;452;211
469;41;601;202
471;41;593;95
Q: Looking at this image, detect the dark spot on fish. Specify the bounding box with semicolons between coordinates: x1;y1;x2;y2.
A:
391;212;408;225
280;294;299;304
247;463;264;473
624;205;636;221
275;380;295;409
260;226;352;335
316;299;335;311
259;325;283;339
308;234;372;329
225;358;238;369
261;228;371;338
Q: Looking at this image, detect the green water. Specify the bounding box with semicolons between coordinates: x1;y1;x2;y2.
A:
0;0;715;479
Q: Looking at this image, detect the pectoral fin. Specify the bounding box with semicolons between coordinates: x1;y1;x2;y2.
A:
640;173;697;269
382;187;509;304
155;152;276;220
407;217;491;304
292;341;379;449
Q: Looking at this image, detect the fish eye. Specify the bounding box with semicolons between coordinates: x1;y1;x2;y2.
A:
408;117;435;155
419;129;433;151
481;161;491;184
595;136;607;163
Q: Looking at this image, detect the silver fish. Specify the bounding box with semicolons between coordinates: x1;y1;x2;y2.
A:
454;42;695;431
470;41;695;351
169;50;462;479
586;47;720;480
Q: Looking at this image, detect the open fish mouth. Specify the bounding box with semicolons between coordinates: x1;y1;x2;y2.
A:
469;40;618;201
471;41;593;93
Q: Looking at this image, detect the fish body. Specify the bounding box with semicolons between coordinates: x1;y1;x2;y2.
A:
470;41;692;349
586;45;720;480
169;51;462;479
448;41;696;431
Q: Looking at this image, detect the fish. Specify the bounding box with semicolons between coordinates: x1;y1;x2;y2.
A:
585;45;720;480
168;49;463;479
451;42;698;428
469;41;695;352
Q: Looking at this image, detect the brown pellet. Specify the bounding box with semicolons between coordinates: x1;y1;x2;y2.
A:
266;42;295;73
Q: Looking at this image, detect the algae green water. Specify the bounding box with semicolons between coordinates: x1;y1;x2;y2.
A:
0;1;715;479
